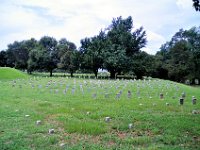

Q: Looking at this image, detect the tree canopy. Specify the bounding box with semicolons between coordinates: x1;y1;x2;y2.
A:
1;16;199;83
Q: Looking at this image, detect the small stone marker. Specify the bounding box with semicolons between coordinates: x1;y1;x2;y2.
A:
127;90;131;99
181;92;186;98
25;115;30;117
116;93;120;99
36;120;42;125
92;93;97;99
60;143;66;147
192;96;197;105
105;117;111;122
128;123;133;129
195;79;199;85
166;103;169;106
48;128;55;134
192;110;198;114
86;111;90;115
179;98;184;105
71;88;75;94
160;93;164;99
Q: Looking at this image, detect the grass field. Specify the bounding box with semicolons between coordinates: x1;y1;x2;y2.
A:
0;68;200;149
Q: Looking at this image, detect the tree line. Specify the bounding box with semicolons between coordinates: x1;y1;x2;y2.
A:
0;16;200;83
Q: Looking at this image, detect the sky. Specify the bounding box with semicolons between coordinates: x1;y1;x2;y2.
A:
0;0;199;54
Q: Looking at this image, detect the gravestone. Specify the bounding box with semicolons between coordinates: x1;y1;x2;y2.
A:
60;143;66;147
105;117;111;122
192;110;198;114
128;123;133;129
63;89;66;95
127;90;131;99
160;93;164;99
181;92;186;99
71;88;75;94
36;120;41;125
195;79;199;85
192;96;197;105
179;98;184;105
48;129;55;134
185;79;190;85
116;93;121;99
137;90;140;98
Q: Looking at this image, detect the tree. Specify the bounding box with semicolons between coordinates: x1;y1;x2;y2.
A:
193;0;200;11
5;38;38;71
103;16;147;78
0;51;7;67
38;36;58;77
57;38;79;77
7;41;29;70
155;27;200;82
129;51;155;79
80;31;106;78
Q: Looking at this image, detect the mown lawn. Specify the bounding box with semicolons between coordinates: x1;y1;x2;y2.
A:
0;76;200;149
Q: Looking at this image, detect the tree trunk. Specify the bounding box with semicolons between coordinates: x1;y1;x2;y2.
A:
93;69;98;79
70;71;73;77
50;69;53;77
110;70;116;79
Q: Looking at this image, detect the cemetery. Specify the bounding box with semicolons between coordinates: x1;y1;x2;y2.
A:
0;1;200;149
0;68;200;149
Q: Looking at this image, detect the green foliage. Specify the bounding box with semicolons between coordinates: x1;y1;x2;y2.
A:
0;51;7;67
103;16;147;78
155;27;200;82
80;31;106;78
193;0;200;11
80;16;147;78
57;38;79;77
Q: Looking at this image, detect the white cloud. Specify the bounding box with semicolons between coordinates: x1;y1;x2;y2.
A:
176;0;193;9
0;0;199;54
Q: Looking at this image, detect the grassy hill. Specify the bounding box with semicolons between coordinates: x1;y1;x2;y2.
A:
0;67;28;79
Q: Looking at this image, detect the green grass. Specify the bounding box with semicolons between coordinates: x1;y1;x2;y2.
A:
0;76;200;149
0;67;28;80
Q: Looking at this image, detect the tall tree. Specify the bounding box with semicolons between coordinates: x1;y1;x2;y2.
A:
7;40;30;70
38;36;58;77
57;38;79;77
155;27;200;82
80;31;106;78
103;16;147;78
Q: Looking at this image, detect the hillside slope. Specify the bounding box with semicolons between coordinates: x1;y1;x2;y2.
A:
0;67;28;79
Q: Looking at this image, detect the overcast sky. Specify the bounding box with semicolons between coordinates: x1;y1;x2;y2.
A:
0;0;199;54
